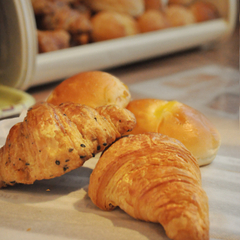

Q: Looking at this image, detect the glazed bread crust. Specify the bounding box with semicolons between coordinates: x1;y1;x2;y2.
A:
47;71;131;108
126;99;221;166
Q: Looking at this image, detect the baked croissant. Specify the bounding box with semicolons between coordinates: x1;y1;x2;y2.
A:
0;102;136;188
88;133;209;240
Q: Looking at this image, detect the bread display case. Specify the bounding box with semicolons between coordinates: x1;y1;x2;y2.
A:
0;0;238;91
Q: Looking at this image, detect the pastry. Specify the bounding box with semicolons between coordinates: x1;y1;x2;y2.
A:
0;102;136;188
126;99;221;166
190;1;219;23
165;4;196;27
31;0;70;15
83;0;145;17
88;133;209;240
47;71;131;108
40;3;92;34
137;9;170;33
90;11;139;42
37;29;70;53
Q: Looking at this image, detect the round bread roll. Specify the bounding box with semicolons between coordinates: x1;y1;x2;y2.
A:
47;71;131;108
137;9;170;33
91;11;139;42
190;1;219;22
165;4;196;27
83;0;145;17
126;99;221;166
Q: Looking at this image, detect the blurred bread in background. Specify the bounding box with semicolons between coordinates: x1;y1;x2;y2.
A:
144;0;163;10
37;29;70;52
91;11;139;42
82;0;145;17
31;0;220;53
190;1;219;22
165;4;196;27
168;0;195;5
47;71;131;108
137;9;170;33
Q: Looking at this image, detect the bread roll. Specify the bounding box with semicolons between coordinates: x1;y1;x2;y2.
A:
190;2;219;22
91;11;139;42
83;0;145;17
126;99;221;166
47;71;131;108
165;4;196;27
137;9;170;33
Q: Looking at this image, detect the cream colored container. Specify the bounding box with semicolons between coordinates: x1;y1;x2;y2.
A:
0;0;238;91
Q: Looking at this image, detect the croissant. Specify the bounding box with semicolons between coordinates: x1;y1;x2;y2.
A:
88;133;209;240
0;102;136;188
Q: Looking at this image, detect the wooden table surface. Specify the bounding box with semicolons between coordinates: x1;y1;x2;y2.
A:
27;26;239;103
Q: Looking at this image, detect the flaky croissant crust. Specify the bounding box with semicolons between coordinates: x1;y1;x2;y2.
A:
88;133;209;240
0;102;136;188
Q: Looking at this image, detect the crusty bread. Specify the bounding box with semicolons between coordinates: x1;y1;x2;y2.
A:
165;4;196;27
47;71;131;108
83;0;145;17
137;9;170;33
190;1;219;22
126;99;221;166
91;11;139;42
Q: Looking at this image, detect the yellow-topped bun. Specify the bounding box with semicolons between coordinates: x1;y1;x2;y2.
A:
126;98;221;166
47;71;131;108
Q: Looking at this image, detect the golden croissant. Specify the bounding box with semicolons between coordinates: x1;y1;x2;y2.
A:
88;133;209;240
0;102;136;188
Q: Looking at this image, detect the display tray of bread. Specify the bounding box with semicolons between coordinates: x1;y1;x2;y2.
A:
32;0;221;52
0;0;237;90
31;0;237;89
